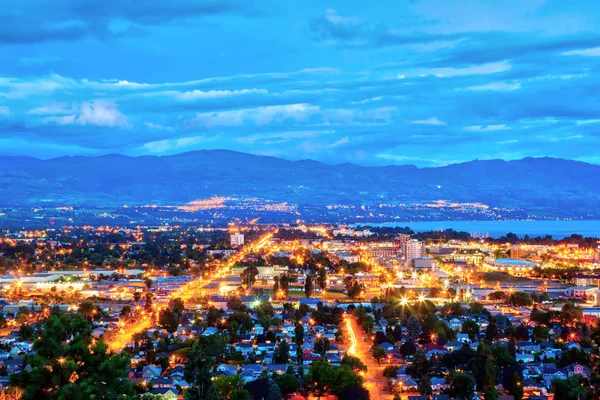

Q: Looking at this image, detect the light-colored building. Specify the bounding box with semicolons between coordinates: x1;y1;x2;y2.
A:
230;232;245;247
483;258;537;273
405;239;425;260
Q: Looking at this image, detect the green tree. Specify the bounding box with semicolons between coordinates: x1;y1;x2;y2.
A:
10;313;135;400
552;375;586;400
212;375;250;400
372;345;386;365
274;372;299;398
450;372;475;400
274;341;290;364
317;267;327;291
306;361;364;398
533;325;550;342
267;383;283;400
407;315;423;340
304;275;314;298
158;307;179;333
507;371;523;400
341;355;368;373
185;335;227;399
461;319;480;341
418;375;432;397
509;292;532;307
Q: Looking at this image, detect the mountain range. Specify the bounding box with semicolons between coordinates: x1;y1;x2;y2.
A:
1;150;599;217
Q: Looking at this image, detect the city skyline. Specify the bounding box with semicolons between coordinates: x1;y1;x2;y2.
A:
0;0;599;166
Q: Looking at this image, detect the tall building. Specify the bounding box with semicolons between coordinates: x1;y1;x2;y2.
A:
405;239;425;260
595;246;600;262
230;232;245;247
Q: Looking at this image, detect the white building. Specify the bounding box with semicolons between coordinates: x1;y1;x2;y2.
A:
230;232;245;247
405;239;425;260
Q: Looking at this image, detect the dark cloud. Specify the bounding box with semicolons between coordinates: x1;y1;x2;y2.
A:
0;0;260;44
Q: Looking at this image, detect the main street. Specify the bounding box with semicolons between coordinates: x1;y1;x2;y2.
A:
343;315;394;400
106;231;275;352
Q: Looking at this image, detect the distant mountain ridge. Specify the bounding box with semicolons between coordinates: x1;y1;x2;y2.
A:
1;150;599;217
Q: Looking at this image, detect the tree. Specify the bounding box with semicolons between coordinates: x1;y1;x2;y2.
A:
552;375;586;400
317;267;327;291
461;319;480;341
488;291;507;301
407;315;423;340
158;307;180;333
241;266;259;288
372;345;386;365
337;383;370;400
10;313;135;400
185;335;227;399
486;321;499;341
507;371;523;400
273;277;280;299
267;383;283;400
306;361;364;398
341;356;368;373
274;341;290;364
418;375;432;397
304;275;314;298
212;375;250;400
383;365;400;378
450;372;475;400
294;323;304;346
509;292;532;307
274;373;299;398
533;325;550;342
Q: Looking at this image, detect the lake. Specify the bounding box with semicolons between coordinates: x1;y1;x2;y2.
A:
367;220;600;239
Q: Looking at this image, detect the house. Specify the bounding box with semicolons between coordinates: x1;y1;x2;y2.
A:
378;342;394;351
240;364;263;382
5;359;23;374
449;318;462;330
444;341;463;352
150;378;174;389
516;353;534;363
203;327;219;336
456;333;470;343
150;387;178;399
141;365;162;380
431;377;448;391
564;363;590;378
216;364;239;376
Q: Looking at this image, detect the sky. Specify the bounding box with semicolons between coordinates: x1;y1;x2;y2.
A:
0;0;600;166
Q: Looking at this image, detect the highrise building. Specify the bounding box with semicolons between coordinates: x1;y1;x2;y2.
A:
405;239;425;260
230;232;245;247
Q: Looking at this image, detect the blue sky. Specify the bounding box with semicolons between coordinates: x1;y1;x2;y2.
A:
1;0;600;166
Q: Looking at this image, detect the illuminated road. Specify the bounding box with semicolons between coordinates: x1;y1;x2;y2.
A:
343;316;394;400
106;231;275;352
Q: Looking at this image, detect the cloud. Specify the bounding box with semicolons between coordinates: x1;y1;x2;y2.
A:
140;135;208;154
187;104;319;128
0;106;10;116
308;8;462;48
0;0;259;44
164;88;268;101
420;61;511;78
538;134;584;142
43;100;129;127
330;136;349;147
462;81;521;91
464;124;511;132
410;117;446;126
576;119;600;125
563;47;600;57
351;96;383;105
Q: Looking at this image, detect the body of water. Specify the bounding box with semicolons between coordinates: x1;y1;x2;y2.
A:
368;220;600;239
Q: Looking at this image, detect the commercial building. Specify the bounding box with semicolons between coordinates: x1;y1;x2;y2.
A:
405;239;425;260
483;258;537;274
230;232;245;247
